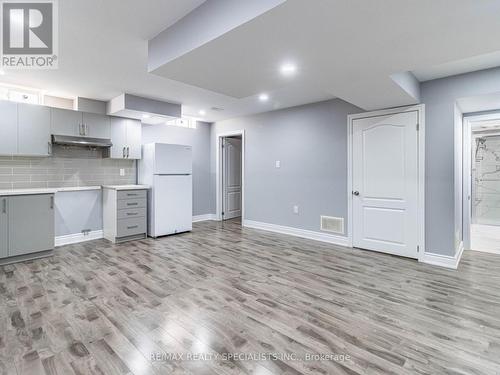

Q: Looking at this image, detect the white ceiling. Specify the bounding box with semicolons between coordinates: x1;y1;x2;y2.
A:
3;0;500;122
413;51;500;82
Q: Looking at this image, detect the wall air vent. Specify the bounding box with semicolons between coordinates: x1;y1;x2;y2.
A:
320;216;344;234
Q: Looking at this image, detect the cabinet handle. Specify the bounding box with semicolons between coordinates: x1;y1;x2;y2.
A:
127;225;138;229
122;147;126;158
50;196;54;209
127;203;138;206
126;212;138;216
85;124;89;136
127;146;130;158
79;124;83;135
126;193;138;196
48;142;52;155
2;199;6;214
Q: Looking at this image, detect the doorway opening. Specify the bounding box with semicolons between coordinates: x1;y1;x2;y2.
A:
216;130;245;226
464;114;500;254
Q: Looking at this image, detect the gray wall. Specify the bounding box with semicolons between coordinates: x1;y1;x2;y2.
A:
142;121;212;216
421;66;500;256
212;99;362;234
55;190;102;236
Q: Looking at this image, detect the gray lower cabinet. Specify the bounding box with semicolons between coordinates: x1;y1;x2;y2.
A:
0;198;8;258
103;188;147;243
0;194;55;260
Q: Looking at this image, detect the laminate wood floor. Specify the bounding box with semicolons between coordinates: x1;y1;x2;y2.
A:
1;219;500;375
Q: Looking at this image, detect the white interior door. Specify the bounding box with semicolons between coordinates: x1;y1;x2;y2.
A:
352;111;419;259
223;137;242;220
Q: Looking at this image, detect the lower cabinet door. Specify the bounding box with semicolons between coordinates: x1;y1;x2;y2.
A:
0;197;8;258
8;194;54;257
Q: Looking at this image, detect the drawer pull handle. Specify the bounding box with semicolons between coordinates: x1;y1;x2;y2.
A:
127;194;138;196
126;212;138;216
127;225;138;229
127;203;138;206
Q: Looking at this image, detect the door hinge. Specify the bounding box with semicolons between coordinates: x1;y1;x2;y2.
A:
416;123;419;131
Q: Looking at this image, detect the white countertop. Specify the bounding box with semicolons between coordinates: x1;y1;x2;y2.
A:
0;188;58;196
102;185;150;191
0;185;149;196
56;186;102;192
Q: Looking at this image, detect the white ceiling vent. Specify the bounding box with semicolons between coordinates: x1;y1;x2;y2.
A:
321;216;344;234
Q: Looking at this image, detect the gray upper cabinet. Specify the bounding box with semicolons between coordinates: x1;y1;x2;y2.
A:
51;109;110;139
18;103;51;156
8;194;54;257
110;117;128;158
0;101;18;155
83;112;110;139
51;108;81;136
127;119;142;159
108;117;141;159
0;198;7;258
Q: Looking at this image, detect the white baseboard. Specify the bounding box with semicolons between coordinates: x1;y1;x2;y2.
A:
55;230;104;247
420;241;464;269
243;219;349;247
193;214;217;222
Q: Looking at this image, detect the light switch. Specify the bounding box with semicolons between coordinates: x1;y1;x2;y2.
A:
275;160;281;168
120;168;125;176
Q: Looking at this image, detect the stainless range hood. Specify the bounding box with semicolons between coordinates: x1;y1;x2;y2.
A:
51;135;113;148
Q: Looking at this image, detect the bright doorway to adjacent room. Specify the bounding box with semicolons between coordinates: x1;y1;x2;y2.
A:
464;114;500;255
216;131;244;225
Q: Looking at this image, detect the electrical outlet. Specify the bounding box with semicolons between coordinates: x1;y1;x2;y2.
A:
293;205;299;214
120;168;125;176
275;160;281;168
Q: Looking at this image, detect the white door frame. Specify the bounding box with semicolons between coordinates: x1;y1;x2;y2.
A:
347;104;426;261
216;130;245;221
462;112;500;250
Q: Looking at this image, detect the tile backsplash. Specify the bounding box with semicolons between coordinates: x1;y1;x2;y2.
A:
0;145;136;190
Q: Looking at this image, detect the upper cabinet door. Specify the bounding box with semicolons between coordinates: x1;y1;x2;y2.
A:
126;119;142;159
109;117;128;158
51;108;82;136
83;113;110;139
18;103;51;156
0;101;18;155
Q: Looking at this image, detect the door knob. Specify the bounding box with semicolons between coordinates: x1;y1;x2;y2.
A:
352;191;360;196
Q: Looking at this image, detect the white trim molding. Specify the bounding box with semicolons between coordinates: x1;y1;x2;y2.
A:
55;230;104;247
347;104;426;261
193;214;217;222
243;219;349;247
421;242;464;270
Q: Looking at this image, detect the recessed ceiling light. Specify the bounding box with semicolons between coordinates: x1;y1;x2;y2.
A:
280;63;297;76
258;93;269;102
199;109;206;116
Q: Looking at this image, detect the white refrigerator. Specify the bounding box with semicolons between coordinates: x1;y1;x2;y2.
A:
139;143;193;238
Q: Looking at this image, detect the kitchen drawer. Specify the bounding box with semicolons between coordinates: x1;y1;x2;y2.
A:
117;217;146;237
117;198;146;210
117;190;147;200
117;207;146;220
